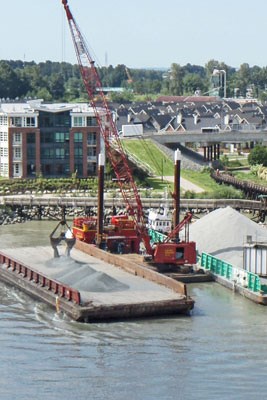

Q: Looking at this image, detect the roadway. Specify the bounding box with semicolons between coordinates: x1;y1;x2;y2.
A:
163;175;205;193
150;130;267;145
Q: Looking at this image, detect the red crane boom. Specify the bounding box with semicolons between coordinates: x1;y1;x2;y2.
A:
61;0;144;224
61;0;196;266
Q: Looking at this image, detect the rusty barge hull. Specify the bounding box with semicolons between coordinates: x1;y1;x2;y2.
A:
0;246;194;322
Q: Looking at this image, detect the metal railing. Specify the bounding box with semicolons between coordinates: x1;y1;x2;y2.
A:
148;228;167;243
0;251;81;304
200;252;262;293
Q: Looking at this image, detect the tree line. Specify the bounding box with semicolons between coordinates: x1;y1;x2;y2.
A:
1;59;267;102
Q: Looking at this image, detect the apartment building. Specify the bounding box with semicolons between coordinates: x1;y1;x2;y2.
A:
0;100;102;178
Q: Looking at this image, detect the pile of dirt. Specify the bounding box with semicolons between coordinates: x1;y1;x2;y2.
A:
189;206;267;268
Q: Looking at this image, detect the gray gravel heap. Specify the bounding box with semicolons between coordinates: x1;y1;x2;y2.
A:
189;206;267;268
46;257;129;293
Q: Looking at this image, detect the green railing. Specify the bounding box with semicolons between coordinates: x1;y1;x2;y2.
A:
148;229;167;244
200;252;263;293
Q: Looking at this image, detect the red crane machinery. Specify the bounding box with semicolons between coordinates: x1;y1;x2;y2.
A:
61;0;196;267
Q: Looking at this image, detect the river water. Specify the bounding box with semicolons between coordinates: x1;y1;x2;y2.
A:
1;221;267;400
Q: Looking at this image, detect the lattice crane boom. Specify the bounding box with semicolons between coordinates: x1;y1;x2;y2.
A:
61;0;144;224
61;1;196;265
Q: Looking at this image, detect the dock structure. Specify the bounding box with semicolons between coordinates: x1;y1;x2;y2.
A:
1;195;264;213
0;243;194;322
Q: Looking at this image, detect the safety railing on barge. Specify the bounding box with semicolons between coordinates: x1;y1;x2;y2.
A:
0;252;81;304
200;252;265;293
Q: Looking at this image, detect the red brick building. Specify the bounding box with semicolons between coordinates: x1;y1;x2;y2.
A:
0;100;102;178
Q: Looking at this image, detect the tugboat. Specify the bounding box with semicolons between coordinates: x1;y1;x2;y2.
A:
147;204;173;234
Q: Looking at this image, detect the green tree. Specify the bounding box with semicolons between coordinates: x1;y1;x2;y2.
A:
49;73;65;100
234;63;251;97
182;73;206;95
21;64;48;97
35;88;52;101
248;145;267;167
64;77;81;101
168;63;184;95
109;90;134;102
0;61;26;98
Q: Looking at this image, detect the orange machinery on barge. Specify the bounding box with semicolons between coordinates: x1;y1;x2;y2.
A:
72;212;197;266
72;214;141;254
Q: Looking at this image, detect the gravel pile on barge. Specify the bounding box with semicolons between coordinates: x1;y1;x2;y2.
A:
190;206;267;268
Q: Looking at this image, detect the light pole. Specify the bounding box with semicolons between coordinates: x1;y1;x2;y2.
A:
161;158;166;182
220;69;226;98
212;69;227;98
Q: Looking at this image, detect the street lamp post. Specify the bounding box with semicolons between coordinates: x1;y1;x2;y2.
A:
161;158;166;182
212;69;227;98
220;69;226;98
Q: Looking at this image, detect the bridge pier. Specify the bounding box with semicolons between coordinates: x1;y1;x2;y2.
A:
203;144;220;161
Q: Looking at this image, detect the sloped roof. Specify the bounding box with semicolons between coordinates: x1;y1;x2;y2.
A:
182;115;221;131
223;100;240;111
151;114;173;129
133;113;151;123
156;95;221;103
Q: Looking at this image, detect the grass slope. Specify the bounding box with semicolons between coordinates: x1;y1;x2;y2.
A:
121;138;218;192
121;138;174;176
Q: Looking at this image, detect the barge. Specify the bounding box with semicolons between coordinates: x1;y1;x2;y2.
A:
0;243;194;322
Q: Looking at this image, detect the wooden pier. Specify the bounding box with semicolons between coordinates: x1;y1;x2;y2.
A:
1;195;264;213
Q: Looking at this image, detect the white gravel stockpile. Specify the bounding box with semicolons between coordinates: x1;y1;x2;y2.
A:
189;206;267;268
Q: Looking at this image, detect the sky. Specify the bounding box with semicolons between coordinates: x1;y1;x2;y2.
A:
1;0;267;70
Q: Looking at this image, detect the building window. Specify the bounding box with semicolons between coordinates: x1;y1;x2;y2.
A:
41;148;54;158
0;147;7;157
73;116;84;127
27;133;36;144
0;132;8;142
0;147;8;157
87;116;97;126
14;163;20;174
74;148;83;157
55;148;65;159
55;132;65;142
14;147;21;159
14;132;22;143
0;163;8;176
87;163;96;175
74;163;83;175
25;117;36;127
87;132;97;145
41;132;54;143
0;116;8;126
74;132;83;142
87;147;96;157
10;117;22;127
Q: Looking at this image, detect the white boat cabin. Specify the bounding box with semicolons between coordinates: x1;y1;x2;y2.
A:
147;205;173;234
